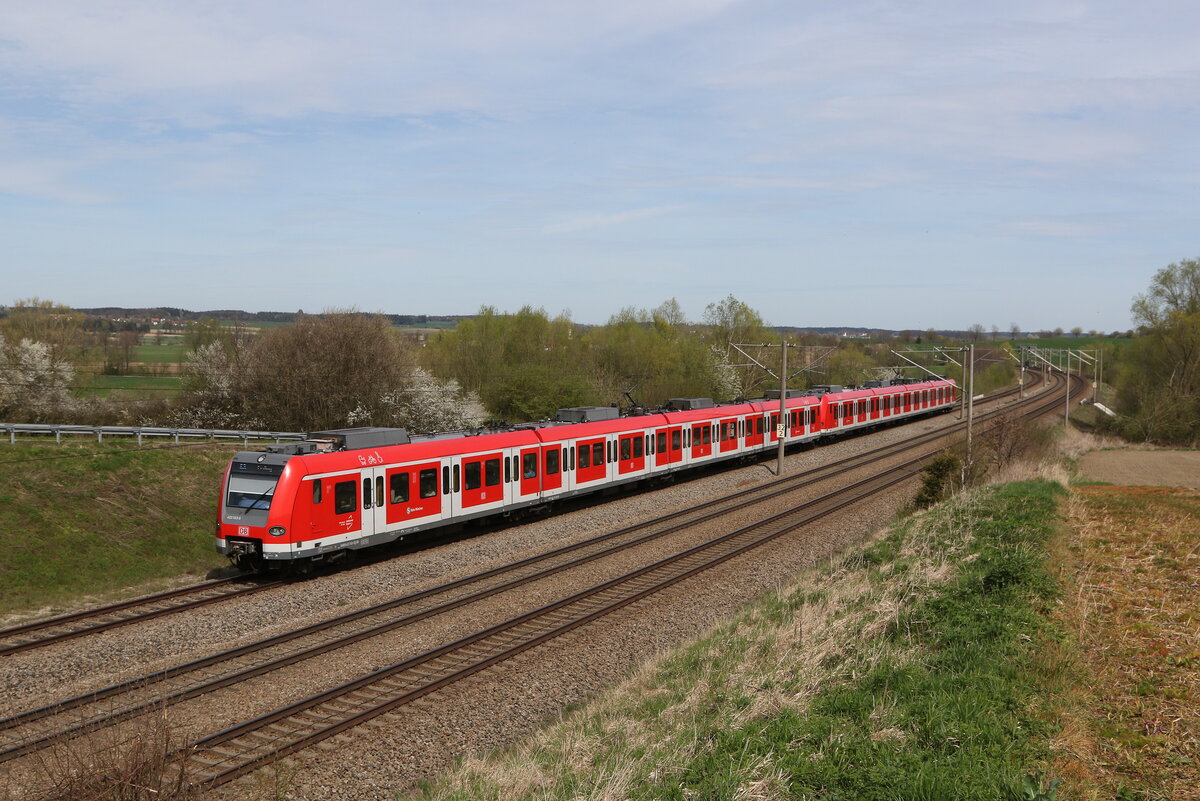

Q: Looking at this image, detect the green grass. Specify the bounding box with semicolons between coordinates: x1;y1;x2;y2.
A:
412;480;1069;801
133;342;189;363
77;374;183;397
1011;336;1133;350
0;442;236;616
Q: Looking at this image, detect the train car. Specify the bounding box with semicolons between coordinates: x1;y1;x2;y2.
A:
217;378;956;571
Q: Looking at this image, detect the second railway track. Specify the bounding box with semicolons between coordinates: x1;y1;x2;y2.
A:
5;372;1076;798
0;576;283;657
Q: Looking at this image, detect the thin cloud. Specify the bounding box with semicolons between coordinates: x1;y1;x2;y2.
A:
544;205;683;234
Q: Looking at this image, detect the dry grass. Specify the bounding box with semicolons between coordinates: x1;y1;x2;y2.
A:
2;707;197;801
409;486;1043;801
1050;485;1200;800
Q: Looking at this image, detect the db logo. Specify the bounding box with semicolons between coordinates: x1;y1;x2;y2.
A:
237;526;250;537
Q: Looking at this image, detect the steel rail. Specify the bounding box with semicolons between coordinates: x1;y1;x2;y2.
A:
181;373;1075;788
0;577;283;657
0;376;1045;761
0;380;1014;658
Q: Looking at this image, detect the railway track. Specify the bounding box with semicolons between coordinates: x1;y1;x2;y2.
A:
179;372;1078;789
0;576;282;657
0;379;1027;659
8;373;1072;793
0;377;1039;761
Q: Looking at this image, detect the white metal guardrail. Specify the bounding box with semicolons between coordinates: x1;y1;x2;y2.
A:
0;423;306;447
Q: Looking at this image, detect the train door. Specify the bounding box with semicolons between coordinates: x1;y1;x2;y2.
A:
617;432;646;475
690;422;712;459
577;437;608;485
541;444;565;495
744;415;763;449
363;467;387;537
306;472;361;543
384;461;444;528
518;446;540;498
719;417;739;453
652;429;672;465
767;412;781;443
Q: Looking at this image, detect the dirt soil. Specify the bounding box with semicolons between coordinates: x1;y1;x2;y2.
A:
1078;449;1200;489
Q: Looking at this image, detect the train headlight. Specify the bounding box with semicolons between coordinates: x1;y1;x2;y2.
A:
268;526;287;537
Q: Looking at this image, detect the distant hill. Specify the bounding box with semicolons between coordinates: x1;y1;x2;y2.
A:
73;308;470;327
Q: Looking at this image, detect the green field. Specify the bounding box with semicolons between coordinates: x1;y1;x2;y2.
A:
77;374;183;397
1011;335;1132;350
133;342;189;363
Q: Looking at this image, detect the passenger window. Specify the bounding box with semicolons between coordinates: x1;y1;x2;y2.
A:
335;480;356;514
671;430;681;450
504;457;511;483
579;445;590;469
312;481;322;504
702;427;711;445
546;449;560;475
465;461;481;490
420;469;438;498
362;478;372;509
634;437;643;458
442;466;450;495
485;458;501;487
390;473;409;504
593;442;605;466
620;438;631;460
375;476;384;507
523;453;538;478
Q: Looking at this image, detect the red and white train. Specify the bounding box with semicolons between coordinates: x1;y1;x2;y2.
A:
217;378;956;571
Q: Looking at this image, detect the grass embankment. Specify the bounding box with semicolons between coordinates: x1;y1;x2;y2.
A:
413;480;1069;801
0;442;235;618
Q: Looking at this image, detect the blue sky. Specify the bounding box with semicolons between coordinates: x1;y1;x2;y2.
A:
1;1;1196;332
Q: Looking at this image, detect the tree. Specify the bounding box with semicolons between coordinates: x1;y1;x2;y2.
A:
0;338;76;421
425;305;592;418
701;295;775;397
967;323;985;342
1009;323;1022;340
178;310;484;432
824;345;878;387
0;298;91;364
1131;257;1200;328
1114;258;1200;444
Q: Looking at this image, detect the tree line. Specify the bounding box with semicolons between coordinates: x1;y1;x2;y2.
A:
1109;258;1200;444
0;293;1033;434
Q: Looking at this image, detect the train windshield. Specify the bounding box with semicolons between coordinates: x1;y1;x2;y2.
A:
226;460;284;510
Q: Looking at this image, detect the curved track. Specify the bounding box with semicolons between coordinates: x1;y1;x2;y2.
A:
12;371;1079;797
